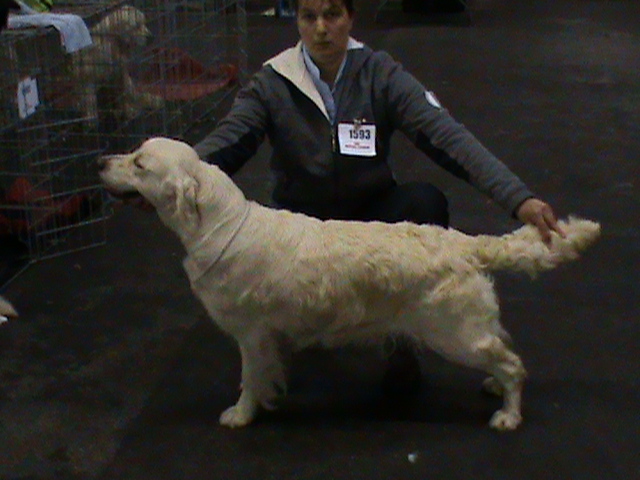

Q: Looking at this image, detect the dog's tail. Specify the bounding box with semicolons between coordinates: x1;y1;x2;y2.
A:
473;217;601;277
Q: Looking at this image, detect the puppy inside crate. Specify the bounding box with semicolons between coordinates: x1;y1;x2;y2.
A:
70;5;164;126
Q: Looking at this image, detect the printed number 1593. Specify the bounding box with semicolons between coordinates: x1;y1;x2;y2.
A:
349;129;371;140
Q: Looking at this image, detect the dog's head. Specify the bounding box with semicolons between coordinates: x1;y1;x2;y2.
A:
98;137;201;231
93;5;153;51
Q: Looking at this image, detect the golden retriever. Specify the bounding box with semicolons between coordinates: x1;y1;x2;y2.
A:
72;5;163;123
98;137;600;431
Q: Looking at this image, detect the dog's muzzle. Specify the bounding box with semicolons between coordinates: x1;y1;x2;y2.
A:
97;157;142;200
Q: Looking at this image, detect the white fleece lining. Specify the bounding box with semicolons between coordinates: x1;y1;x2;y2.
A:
264;38;364;122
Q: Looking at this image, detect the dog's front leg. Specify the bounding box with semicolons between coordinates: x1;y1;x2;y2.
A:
219;330;286;428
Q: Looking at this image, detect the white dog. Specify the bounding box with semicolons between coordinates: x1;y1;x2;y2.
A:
72;5;163;123
98;137;600;431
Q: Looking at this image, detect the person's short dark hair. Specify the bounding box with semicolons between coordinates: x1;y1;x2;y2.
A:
291;0;356;16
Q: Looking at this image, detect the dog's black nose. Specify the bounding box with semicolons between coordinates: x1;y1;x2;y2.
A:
97;157;108;170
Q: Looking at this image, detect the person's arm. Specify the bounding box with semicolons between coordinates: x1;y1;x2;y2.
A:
194;73;270;176
380;53;564;241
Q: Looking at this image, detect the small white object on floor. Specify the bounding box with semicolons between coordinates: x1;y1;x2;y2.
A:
407;452;419;464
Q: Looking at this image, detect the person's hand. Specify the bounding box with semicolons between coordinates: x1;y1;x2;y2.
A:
516;198;566;245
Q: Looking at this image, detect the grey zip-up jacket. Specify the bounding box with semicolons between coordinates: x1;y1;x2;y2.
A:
194;40;534;217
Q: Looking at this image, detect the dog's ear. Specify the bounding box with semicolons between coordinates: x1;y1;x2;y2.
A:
168;176;200;230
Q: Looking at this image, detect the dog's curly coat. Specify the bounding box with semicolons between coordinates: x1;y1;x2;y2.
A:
99;137;600;431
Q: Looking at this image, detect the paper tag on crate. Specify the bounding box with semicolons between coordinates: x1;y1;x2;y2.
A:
17;76;40;119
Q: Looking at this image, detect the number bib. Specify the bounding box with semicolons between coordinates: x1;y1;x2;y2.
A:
337;123;377;157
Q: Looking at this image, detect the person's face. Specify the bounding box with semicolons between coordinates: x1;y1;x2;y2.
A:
297;0;354;68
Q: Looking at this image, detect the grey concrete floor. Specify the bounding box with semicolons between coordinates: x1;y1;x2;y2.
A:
1;1;639;479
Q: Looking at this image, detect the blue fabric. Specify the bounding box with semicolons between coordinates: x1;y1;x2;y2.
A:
301;39;361;125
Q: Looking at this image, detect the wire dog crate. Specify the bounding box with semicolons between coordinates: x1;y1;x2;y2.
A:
51;0;247;153
0;25;107;286
0;0;247;286
56;0;247;153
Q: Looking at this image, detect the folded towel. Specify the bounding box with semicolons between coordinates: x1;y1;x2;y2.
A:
7;12;92;53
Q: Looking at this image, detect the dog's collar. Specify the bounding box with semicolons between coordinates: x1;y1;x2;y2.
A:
182;203;252;284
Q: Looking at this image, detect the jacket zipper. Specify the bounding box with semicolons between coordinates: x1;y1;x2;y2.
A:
329;117;339;204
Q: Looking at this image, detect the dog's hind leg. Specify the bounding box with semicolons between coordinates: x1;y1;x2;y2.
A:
415;275;527;430
481;376;504;397
220;328;287;428
474;335;527;431
481;328;514;397
430;330;526;431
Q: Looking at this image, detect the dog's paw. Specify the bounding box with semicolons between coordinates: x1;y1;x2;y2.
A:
489;410;522;431
482;377;504;396
219;404;256;428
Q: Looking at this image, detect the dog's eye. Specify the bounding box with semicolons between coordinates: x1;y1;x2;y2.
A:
133;156;145;170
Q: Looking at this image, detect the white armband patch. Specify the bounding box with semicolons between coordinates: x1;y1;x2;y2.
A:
425;90;443;109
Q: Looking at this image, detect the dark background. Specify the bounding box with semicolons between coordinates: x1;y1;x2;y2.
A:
1;1;638;479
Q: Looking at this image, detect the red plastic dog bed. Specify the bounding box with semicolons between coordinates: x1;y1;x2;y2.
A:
136;47;238;101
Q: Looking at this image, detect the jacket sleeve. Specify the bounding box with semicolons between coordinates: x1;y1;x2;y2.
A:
379;52;534;215
193;71;270;176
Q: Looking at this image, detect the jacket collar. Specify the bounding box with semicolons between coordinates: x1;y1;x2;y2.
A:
265;38;366;120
